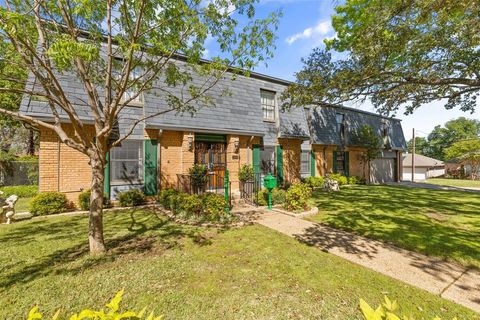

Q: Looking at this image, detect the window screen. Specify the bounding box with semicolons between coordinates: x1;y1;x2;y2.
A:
110;140;144;183
301;150;310;174
261;90;276;121
260;146;275;175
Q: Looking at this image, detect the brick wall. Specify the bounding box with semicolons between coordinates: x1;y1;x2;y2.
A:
39;125;93;204
346;147;367;178
159;130;185;188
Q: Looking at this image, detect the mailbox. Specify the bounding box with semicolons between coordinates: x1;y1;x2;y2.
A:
263;174;277;190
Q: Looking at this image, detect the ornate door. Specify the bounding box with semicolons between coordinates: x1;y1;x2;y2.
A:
194;142;226;190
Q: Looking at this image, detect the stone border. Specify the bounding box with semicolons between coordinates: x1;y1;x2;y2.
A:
270;206;319;218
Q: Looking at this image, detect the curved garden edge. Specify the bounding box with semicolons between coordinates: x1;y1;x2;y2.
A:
268;206;319;218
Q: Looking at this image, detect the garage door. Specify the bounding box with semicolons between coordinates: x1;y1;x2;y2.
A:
370;158;396;184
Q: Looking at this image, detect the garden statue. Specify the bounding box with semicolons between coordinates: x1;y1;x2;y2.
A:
1;192;18;224
323;177;340;192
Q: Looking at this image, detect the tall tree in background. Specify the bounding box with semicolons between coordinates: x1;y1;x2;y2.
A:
406;137;429;156
283;0;480;116
0;0;279;253
0;41;34;156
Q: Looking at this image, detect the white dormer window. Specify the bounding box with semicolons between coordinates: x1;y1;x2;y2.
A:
336;113;345;141
261;90;276;121
120;67;144;106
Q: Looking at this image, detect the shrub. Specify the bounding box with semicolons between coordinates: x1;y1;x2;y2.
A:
27;290;162;320
158;188;179;209
304;176;324;189
189;164;208;187
359;296;458;320
256;188;268;206
181;194;203;216
29;192;68;216
0;185;38;197
272;188;287;204
78;190;110;211
284;183;312;212
170;191;188;213
328;173;348;185
238;164;254;182
202;193;227;219
117;188;145;207
348;175;363;185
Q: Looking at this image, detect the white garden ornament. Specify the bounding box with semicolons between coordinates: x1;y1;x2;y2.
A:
1;193;18;224
323;177;340;192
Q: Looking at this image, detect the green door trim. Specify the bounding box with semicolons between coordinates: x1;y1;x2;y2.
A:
195;133;227;143
276;145;284;185
144;139;158;196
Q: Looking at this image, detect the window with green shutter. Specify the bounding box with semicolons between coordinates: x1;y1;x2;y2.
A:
333;151;349;176
144;139;158;195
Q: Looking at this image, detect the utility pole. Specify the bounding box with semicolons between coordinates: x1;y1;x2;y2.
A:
411;128;415;182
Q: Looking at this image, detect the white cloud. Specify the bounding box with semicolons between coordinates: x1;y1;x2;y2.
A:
285;20;333;45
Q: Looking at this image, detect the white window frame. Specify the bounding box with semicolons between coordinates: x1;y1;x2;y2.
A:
261;90;276;122
110;140;144;184
120;67;144;107
300;150;310;174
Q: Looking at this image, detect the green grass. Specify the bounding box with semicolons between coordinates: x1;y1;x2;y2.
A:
0;209;476;319
426;178;480;188
15;197;33;212
308;185;480;269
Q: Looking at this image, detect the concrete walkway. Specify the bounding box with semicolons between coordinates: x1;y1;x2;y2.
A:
256;210;480;313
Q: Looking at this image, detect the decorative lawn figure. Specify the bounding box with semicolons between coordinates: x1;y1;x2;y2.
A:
323;177;340;192
0;192;18;224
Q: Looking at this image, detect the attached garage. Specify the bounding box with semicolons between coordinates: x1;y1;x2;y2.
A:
370;158;396;184
368;150;400;184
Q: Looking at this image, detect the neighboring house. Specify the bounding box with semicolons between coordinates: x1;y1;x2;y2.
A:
445;160;480;179
20;58;406;203
402;154;445;181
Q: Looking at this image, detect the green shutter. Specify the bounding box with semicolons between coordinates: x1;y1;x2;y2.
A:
276;145;284;185
144;139;158;196
195;133;226;143
333;151;338;173
310;150;315;177
104;152;110;199
252;144;260;176
344;151;350;177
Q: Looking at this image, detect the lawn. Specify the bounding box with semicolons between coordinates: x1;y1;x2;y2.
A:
426;178;480;189
0;209;475;319
15;196;33;212
308;185;480;269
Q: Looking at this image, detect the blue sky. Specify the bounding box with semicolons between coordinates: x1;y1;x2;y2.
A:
226;0;480;141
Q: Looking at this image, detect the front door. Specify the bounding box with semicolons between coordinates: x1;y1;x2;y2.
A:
194;141;226;190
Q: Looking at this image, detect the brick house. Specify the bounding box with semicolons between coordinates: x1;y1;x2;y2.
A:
20;60;406;203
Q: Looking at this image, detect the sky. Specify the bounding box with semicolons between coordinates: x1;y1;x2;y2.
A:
216;0;480;141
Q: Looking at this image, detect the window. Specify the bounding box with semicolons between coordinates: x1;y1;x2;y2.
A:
336;113;345;141
334;151;346;176
301;150;310;174
261;90;276;121
260;146;275;175
110;140;144;183
382;120;390;146
121;67;144;105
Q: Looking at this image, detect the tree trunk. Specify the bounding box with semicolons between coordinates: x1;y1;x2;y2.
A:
89;156;107;253
27;129;35;156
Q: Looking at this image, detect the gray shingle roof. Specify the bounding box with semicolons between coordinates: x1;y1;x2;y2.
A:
308;105;406;150
403;154;444;167
19;58;405;148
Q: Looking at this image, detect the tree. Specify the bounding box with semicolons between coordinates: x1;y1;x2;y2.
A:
0;0;280;253
445;139;480;180
406;137;429;156
427;117;480;160
0;41;36;155
351;125;383;183
282;0;480;116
